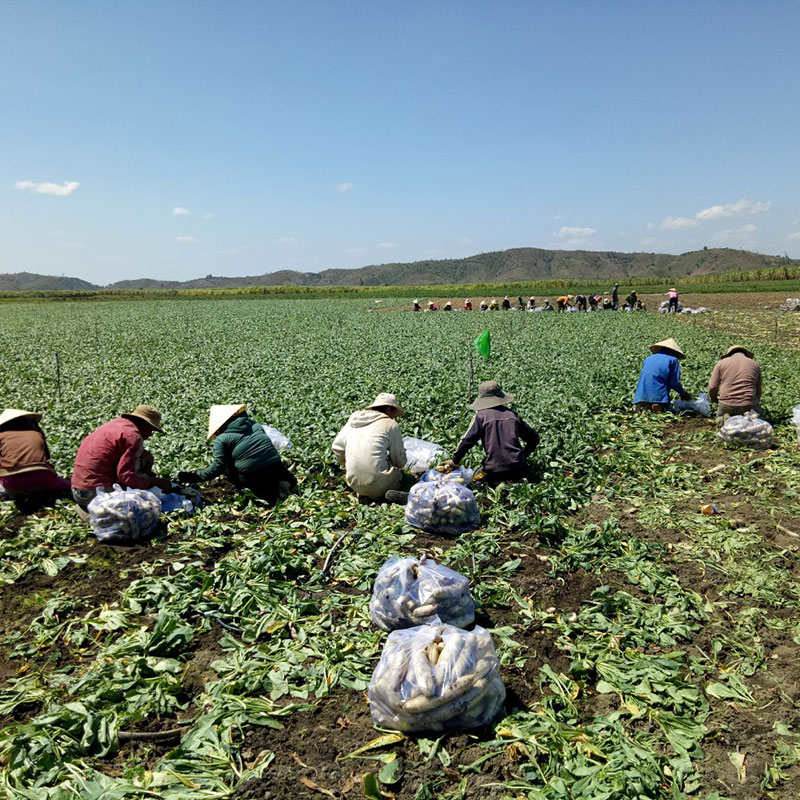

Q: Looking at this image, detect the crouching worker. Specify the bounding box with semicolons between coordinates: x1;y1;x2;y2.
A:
71;405;172;517
0;409;72;510
332;393;409;504
442;381;539;487
177;404;296;505
634;338;693;412
708;345;763;425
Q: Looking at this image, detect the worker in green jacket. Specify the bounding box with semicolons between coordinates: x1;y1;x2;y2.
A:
177;404;296;505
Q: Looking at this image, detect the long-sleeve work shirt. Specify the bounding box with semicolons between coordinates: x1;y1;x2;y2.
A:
452;406;539;474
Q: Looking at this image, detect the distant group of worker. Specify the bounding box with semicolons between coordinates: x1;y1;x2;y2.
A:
411;284;675;313
1;332;766;518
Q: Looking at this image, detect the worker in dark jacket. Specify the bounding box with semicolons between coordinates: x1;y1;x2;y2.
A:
178;404;296;505
442;381;539;487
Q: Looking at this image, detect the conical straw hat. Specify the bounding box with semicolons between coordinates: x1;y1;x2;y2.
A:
649;338;685;359
208;404;247;440
0;408;41;428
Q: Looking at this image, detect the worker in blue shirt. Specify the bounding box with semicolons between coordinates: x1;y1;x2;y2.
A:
634;338;693;412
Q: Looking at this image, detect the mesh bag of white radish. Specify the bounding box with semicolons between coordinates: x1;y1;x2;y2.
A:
405;480;480;535
369;555;474;631
88;484;161;543
717;411;774;450
403;437;444;474
368;623;505;733
262;424;292;451
419;465;474;485
673;392;711;417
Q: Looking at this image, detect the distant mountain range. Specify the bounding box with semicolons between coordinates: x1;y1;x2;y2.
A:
1;247;797;292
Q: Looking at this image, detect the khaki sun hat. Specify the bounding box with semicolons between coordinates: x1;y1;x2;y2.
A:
722;345;754;359
207;404;247;440
470;380;514;411
0;408;41;428
122;405;164;432
649;338;685;359
367;393;405;417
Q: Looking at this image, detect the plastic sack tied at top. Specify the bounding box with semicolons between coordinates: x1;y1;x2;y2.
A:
403;437;444;474
368;622;505;733
369;555;475;632
419;465;474;485
717;411;774;450
262;424;292;451
88;484;161;543
673;392;712;417
405;480;480;535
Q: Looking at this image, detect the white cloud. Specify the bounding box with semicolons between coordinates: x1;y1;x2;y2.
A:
696;198;771;221
172;206;191;215
175;235;196;243
203;212;213;219
273;236;296;244
553;214;563;221
345;247;366;255
660;216;699;231
787;232;800;241
336;182;354;192
14;179;80;196
377;242;399;248
710;223;758;246
659;198;770;230
555;226;596;238
460;237;473;245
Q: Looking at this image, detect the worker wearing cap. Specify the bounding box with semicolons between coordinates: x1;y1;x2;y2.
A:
442;381;539;487
634;339;693;412
177;404;296;505
708;345;763;423
556;295;573;312
71;405;173;512
0;409;71;508
332;393;408;502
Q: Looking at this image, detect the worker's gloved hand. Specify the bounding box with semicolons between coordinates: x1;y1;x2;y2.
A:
680;392;695;402
153;477;174;492
436;459;457;473
176;471;201;484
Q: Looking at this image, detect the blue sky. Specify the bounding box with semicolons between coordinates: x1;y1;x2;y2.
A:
3;1;799;283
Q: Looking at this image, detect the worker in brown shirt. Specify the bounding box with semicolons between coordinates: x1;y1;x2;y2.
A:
708;345;763;422
0;408;71;508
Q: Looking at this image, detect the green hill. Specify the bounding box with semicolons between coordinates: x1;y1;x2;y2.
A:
2;247;798;292
0;272;100;291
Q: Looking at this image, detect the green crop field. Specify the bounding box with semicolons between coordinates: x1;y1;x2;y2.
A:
1;298;799;800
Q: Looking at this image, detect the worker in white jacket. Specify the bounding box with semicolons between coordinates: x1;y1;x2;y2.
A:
332;393;407;502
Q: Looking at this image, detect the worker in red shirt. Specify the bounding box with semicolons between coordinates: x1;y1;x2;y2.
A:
71;405;172;515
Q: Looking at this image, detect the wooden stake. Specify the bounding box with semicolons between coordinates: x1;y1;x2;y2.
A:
55;352;62;400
